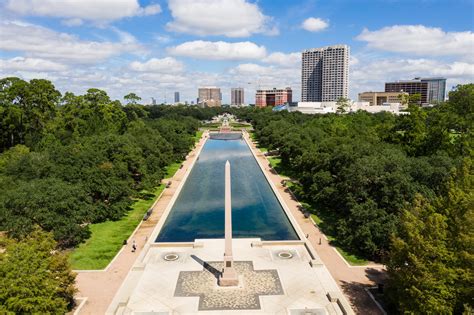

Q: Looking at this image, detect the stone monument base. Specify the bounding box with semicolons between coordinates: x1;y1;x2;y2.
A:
219;268;239;286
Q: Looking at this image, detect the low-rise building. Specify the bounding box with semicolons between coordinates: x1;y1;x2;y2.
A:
358;91;408;106
255;87;292;107
288;101;403;115
384;77;446;105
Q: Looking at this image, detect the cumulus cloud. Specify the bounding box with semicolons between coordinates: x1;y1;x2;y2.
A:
129;57;185;73
356;25;474;58
301;17;329;32
350;57;474;98
262;52;301;67
168;40;266;60
167;0;275;37
229;63;300;98
0;57;68;72
5;0;161;23
0;21;145;64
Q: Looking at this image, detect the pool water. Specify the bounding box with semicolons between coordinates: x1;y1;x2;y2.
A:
155;137;299;242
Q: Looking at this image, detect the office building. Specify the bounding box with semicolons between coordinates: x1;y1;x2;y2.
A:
231;88;244;106
302;45;349;102
255;87;292;107
198;87;222;107
385;77;446;104
423;78;446;104
174;92;180;103
358;91;408;106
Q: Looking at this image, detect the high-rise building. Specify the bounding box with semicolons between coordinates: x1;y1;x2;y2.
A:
302;45;349;102
174;91;180;103
385;77;446;104
231;88;244;106
255;87;292;107
198;87;222;107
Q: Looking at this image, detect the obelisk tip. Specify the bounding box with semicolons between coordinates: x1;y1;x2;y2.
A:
226;160;230;167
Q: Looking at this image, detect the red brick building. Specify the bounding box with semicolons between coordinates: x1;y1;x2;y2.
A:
255;87;292;107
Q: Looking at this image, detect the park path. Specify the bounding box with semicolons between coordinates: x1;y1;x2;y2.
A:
73;132;208;315
244;132;387;315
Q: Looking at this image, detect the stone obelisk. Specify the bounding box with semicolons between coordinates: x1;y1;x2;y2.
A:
218;160;239;286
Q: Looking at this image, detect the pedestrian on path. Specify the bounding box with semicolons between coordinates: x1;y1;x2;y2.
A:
319;237;322;245
306;233;309;238
132;240;137;252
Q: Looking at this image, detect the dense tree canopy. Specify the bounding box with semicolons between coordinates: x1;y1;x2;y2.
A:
0;78;202;248
237;84;473;313
0;228;76;313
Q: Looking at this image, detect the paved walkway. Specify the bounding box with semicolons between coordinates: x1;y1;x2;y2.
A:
244;133;387;315
75;130;386;314
74;133;208;314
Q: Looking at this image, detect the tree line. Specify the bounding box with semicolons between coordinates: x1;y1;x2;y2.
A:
0;77;220;312
236;84;473;314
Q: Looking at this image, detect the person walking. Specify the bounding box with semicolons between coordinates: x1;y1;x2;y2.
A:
132;240;137;252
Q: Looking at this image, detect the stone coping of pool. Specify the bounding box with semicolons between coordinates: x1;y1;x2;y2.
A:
105;131;353;314
106;239;351;315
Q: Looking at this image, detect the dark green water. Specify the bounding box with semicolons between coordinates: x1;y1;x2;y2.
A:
155;137;299;242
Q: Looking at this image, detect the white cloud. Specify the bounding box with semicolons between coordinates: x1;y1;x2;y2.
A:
350;57;474;99
0;57;68;72
0;21;145;64
229;63;300;100
262;52;300;67
129;57;185;73
301;17;329;32
166;0;275;37
356;25;474;57
61;18;83;27
168;40;266;60
5;0;161;23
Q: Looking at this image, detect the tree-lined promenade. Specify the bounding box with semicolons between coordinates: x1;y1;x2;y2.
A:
0;77;218;313
240;84;473;314
0;77;472;314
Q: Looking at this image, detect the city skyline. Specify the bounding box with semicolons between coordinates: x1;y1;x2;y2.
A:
0;0;472;104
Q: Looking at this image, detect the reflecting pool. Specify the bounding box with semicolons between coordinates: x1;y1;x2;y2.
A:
156;137;299;242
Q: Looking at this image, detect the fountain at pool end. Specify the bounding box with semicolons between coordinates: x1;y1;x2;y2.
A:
218;160;239;286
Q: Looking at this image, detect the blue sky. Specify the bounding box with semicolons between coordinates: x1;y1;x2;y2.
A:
0;0;473;104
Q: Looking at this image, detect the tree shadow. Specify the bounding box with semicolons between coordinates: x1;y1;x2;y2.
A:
339;280;385;315
190;254;221;279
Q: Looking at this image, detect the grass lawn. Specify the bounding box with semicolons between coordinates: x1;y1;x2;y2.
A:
164;162;182;179
69;130;204;270
70;184;165;270
325;235;369;266
310;213;323;225
267;156;281;169
194;130;203;142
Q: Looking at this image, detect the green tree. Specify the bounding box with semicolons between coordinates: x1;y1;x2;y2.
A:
124;92;142;105
386;160;474;313
0;228;76;313
386;195;457;313
336;97;350;114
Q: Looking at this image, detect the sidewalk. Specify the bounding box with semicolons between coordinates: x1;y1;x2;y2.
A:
73;133;207;314
245;134;387;315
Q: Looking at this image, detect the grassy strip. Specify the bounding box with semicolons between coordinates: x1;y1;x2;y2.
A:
267;156;281;169
70;130;203;270
70;184;165;270
164;162;182;179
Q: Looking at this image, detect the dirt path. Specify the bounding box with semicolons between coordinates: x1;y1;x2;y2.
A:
244;132;387;315
74;132;208;314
